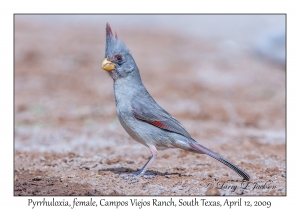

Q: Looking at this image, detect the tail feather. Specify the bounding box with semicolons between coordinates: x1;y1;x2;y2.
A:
189;143;250;180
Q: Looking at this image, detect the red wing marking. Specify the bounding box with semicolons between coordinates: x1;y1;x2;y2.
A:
132;104;192;139
151;120;167;128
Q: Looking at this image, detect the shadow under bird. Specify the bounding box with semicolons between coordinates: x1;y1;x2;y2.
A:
101;23;250;180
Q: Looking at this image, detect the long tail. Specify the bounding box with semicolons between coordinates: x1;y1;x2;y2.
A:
189;142;250;180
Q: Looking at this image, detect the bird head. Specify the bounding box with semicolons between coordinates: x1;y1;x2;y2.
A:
102;23;140;81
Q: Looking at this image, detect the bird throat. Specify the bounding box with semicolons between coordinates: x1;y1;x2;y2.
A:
109;70;119;80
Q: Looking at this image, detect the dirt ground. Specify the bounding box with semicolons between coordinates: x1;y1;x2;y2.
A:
14;17;286;196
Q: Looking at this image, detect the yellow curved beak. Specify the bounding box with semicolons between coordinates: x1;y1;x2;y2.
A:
101;58;115;71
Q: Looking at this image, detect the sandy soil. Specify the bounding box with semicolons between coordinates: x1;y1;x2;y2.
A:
14;18;285;196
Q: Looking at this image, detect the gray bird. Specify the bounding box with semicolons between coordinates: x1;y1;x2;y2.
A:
101;23;250;180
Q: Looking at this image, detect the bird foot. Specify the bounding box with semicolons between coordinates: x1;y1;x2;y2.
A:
131;170;156;179
131;170;143;177
119;171;156;180
119;172;141;181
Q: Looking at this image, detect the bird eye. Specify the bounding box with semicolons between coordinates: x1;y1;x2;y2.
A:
114;54;123;63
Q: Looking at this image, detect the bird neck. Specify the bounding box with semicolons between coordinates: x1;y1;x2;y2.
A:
113;71;147;103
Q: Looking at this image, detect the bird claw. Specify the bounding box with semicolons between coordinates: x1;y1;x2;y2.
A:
120;172;141;181
131;170;143;177
119;170;156;180
131;171;156;179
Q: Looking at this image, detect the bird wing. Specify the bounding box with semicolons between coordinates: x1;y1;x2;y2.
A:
131;96;193;139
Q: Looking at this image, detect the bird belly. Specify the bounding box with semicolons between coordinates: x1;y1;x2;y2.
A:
118;116;148;147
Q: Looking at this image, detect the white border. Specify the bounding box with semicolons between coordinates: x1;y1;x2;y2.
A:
1;0;296;209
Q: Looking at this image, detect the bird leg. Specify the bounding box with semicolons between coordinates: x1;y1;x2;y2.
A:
132;145;158;177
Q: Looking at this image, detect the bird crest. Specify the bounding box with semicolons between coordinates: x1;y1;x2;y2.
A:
106;23;118;39
105;23;129;58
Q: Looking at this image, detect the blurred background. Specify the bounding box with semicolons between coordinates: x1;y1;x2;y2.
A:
15;14;286;152
14;15;286;195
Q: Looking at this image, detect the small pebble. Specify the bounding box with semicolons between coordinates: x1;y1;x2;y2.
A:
32;176;42;181
165;174;178;178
